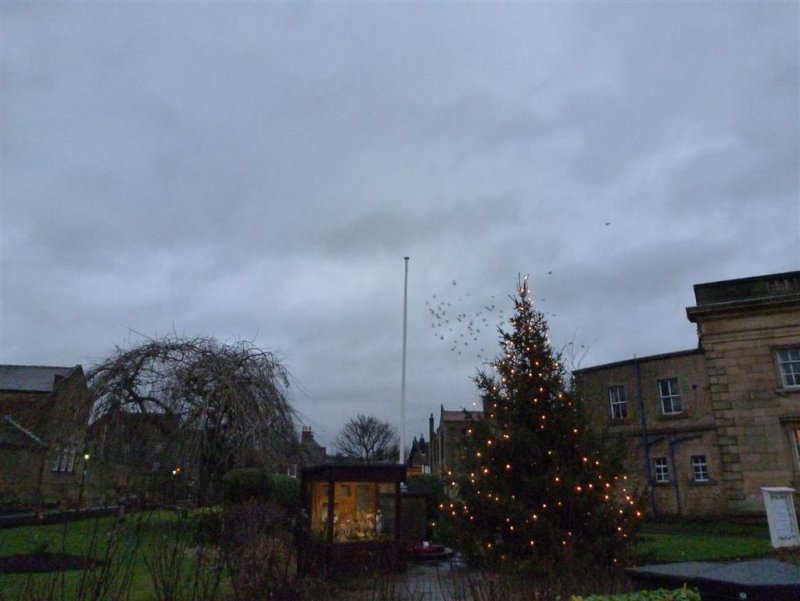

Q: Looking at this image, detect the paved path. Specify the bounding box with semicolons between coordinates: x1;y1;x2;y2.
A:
344;557;475;601
397;559;471;601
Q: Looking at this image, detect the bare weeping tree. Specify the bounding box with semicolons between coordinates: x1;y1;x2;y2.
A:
89;335;298;505
334;414;399;463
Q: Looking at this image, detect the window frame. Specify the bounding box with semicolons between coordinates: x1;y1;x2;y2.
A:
658;377;683;415
691;455;709;483
608;385;628;420
51;442;78;474
652;456;669;483
51;448;62;472
792;429;800;467
777;347;800;389
65;442;77;473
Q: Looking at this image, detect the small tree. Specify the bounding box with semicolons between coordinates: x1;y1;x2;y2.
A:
334;415;399;463
450;276;639;568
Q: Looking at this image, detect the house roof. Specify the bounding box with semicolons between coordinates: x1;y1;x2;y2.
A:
692;270;800;306
573;348;703;375
301;463;407;483
441;409;482;422
0;365;76;393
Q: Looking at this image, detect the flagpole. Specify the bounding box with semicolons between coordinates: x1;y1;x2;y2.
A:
400;257;409;464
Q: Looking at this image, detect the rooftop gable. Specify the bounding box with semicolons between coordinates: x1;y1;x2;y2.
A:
441;409;482;422
0;365;77;393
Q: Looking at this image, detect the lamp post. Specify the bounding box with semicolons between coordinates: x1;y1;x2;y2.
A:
77;453;90;510
171;467;181;503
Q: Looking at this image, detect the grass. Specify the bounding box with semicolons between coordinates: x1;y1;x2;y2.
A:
634;520;774;563
0;511;201;601
0;515;785;600
0;513;135;556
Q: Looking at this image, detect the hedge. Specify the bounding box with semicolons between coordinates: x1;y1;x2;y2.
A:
221;469;301;512
222;468;273;504
572;586;700;601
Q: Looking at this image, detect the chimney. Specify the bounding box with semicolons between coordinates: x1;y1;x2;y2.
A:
301;426;314;444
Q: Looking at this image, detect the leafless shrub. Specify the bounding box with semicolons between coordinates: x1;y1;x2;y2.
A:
144;518;225;601
221;499;305;601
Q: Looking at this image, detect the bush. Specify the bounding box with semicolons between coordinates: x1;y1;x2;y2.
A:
187;505;223;544
0;489;33;513
222;468;273;505
406;474;442;495
222;499;300;600
271;474;301;514
572;586;701;601
406;475;444;540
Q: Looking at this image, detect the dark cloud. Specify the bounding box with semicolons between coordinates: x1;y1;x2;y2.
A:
2;3;798;448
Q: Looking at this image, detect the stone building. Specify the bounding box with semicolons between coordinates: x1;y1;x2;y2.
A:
429;405;482;481
0;365;92;507
576;349;721;517
575;271;800;518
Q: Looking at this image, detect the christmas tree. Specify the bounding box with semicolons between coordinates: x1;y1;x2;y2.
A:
447;275;639;567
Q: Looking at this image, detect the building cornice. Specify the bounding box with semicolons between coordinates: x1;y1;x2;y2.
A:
686;294;800;324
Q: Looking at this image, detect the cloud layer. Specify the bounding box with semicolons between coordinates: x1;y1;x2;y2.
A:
2;3;798;448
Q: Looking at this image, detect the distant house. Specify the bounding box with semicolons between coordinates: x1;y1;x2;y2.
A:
0;365;92;507
575;271;800;518
429;405;483;481
288;426;326;476
406;434;431;476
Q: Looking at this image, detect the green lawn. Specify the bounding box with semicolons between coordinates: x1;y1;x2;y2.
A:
634;521;774;563
0;515;784;600
0;511;221;601
1;514;125;556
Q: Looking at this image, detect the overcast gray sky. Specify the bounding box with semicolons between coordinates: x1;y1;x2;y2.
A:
2;2;798;451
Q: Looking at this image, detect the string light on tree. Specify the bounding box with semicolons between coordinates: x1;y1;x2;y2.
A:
447;274;640;568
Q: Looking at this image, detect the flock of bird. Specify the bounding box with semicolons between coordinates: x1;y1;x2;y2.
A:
423;280;509;362
423;272;569;362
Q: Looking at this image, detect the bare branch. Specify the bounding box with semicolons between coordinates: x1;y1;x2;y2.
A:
88;334;298;505
334;414;399;463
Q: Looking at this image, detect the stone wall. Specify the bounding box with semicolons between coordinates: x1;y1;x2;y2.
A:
688;294;800;514
576;349;724;517
0;446;46;506
578;271;800;519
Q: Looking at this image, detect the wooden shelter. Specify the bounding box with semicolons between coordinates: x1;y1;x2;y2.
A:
300;463;407;574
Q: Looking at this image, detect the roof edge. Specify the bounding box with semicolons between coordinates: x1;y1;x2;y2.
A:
574;348;703;375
